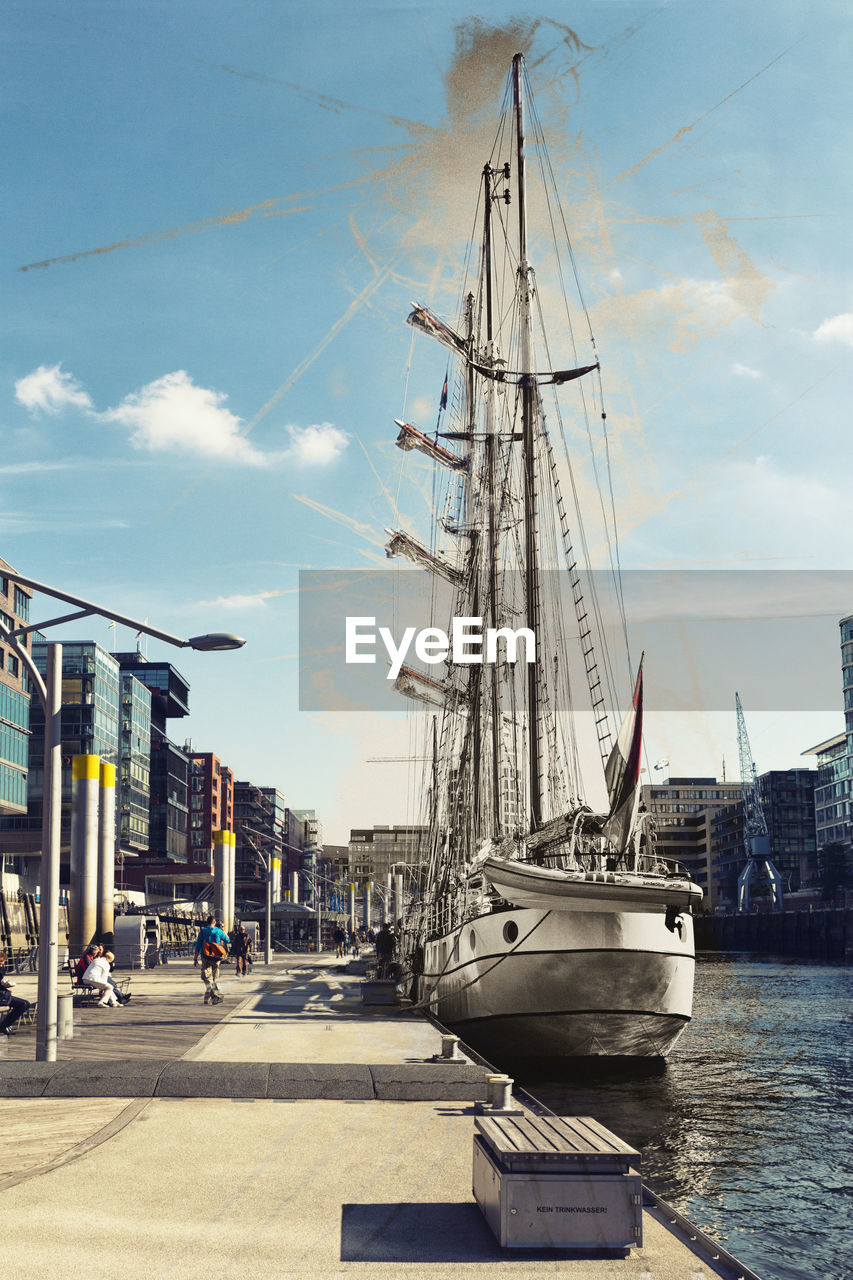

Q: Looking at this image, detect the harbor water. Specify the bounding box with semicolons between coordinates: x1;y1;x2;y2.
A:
515;958;851;1280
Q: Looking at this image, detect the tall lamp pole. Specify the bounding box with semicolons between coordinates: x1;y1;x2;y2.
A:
0;568;244;1062
241;832;273;966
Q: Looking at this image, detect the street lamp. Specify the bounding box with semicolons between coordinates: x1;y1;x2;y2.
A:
184;633;246;652
240;831;274;967
300;865;328;954
0;567;245;1062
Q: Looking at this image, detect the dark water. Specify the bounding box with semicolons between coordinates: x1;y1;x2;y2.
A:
513;959;852;1280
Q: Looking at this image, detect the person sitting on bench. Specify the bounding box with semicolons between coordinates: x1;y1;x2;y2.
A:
0;950;32;1036
82;949;123;1008
76;943;131;1004
75;943;100;987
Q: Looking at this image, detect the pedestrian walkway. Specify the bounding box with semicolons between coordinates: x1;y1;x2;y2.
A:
0;952;246;1062
0;952;757;1280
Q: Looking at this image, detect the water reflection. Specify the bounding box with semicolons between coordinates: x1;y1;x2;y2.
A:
501;960;851;1280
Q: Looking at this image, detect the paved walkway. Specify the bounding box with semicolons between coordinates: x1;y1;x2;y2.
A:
1;952;752;1280
0;951;269;1062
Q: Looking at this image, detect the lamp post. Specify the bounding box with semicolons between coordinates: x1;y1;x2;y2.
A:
298;865;328;954
0;568;245;1062
241;832;273;966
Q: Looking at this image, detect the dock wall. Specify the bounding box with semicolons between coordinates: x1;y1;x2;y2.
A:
694;906;853;963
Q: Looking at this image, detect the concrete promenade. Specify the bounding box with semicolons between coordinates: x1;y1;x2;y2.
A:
1;953;747;1279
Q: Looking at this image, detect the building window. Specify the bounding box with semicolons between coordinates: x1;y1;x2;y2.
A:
13;586;29;622
7;655;18;678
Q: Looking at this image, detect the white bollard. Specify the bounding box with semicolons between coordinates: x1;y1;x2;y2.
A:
486;1073;514;1110
440;1034;461;1060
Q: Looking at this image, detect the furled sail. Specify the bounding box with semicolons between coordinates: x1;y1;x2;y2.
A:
384;528;463;585
468;359;599;386
602;660;644;852
406;304;468;356
394;420;468;471
394;664;454;707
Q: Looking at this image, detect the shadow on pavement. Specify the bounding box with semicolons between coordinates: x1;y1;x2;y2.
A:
339;1202;629;1263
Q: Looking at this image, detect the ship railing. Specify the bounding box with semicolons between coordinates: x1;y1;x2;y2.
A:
539;848;690;879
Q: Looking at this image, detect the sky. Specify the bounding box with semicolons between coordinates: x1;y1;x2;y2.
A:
2;1;852;842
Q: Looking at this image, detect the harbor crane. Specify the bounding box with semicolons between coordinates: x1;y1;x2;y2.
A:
735;692;783;911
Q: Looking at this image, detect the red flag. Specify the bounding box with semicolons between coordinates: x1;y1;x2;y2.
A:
603;659;643;852
439;374;448;411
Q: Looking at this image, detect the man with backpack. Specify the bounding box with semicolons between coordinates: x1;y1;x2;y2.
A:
193;915;230;1004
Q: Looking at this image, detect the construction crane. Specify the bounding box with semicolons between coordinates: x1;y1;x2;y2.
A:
735;692;783;911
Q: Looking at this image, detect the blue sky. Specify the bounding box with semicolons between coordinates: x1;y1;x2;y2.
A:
3;2;851;841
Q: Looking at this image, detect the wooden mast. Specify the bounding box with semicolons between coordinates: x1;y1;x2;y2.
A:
482;161;503;837
513;51;543;830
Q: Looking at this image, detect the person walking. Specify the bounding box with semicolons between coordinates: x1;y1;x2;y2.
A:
193;914;230;1004
231;923;251;976
0;950;32;1035
374;923;396;980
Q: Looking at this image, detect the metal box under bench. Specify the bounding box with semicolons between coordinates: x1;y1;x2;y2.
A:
472;1113;643;1250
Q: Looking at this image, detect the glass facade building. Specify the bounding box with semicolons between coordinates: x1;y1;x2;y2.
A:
115;654;190;865
0;566;33;817
26;642;121;823
119;674;151;856
807;616;853;857
0;640;122;887
0;684;29;813
0;564;33;896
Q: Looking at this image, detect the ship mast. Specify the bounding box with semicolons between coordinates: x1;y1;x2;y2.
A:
513;52;543;830
482;161;503;837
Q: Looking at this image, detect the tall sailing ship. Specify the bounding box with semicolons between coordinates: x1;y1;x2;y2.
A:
385;54;702;1060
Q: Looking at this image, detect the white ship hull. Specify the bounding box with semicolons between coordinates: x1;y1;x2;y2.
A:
420;901;695;1060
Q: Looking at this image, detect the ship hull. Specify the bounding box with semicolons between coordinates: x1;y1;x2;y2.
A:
420;903;695;1060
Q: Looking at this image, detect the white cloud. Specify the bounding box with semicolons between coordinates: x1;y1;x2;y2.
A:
194;589;283;609
104;371;349;467
733;362;762;379
813;313;853;348
15;364;93;414
286;423;349;466
104;370;266;465
16;364;350;468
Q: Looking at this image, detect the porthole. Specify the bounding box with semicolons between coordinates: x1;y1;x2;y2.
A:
469;929;476;951
503;919;519;944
